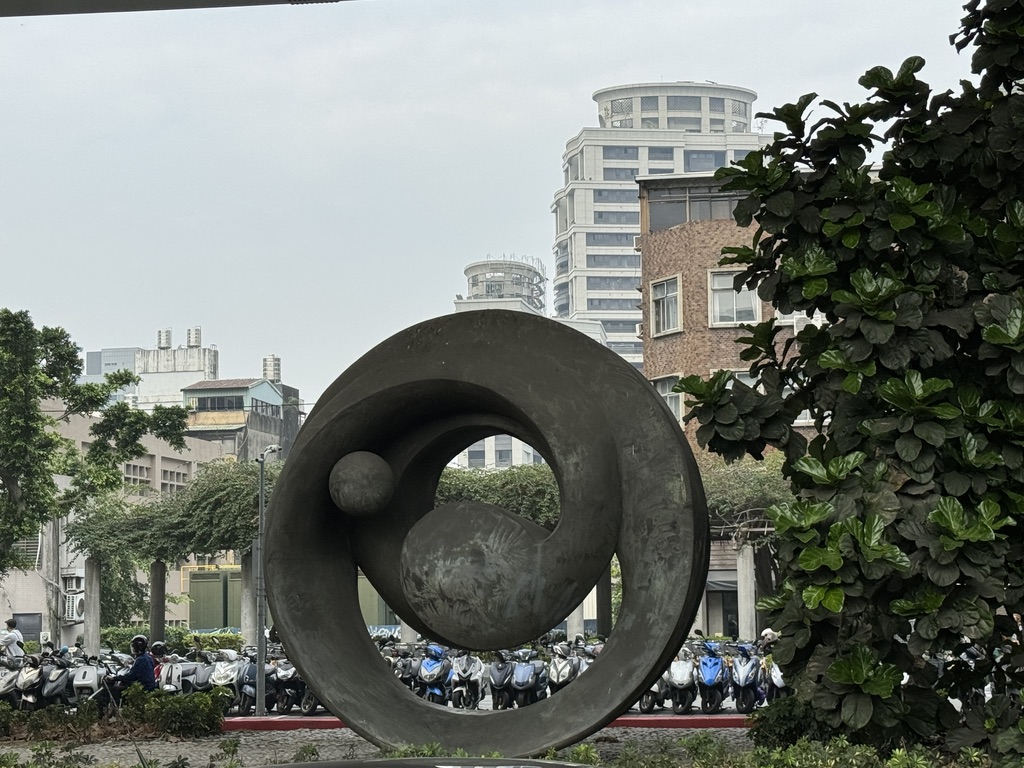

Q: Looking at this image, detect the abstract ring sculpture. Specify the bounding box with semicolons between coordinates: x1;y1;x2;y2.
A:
265;310;709;757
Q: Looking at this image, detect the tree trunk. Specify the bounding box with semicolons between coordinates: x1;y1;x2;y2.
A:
148;560;166;643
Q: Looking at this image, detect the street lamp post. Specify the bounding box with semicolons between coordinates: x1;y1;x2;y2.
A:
255;444;281;717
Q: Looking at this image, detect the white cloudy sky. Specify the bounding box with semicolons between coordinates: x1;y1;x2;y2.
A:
1;0;977;407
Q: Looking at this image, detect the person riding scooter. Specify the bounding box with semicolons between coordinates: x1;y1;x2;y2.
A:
104;634;157;704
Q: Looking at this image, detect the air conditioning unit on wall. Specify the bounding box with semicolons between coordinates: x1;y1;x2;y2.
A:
633;235;642;251
64;591;85;623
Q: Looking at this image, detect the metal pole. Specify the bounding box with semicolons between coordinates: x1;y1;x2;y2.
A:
255;452;267;717
254;444;281;718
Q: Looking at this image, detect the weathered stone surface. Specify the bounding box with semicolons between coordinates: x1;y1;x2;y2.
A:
265;310;710;757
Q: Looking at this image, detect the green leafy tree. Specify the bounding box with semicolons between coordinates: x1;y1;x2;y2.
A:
0;308;187;575
435;464;560;531
696;450;795;616
64;493;149;626
174;458;282;556
676;0;1024;754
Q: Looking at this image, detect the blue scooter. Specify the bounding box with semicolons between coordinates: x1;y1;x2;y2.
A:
418;644;452;706
695;635;730;714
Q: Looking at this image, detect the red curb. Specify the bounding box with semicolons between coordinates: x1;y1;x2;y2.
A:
222;714;748;732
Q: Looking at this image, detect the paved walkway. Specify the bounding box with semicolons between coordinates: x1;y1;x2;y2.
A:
0;718;751;766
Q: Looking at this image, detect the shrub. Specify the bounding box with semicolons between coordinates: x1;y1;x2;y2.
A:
746;696;833;750
99;626;242;655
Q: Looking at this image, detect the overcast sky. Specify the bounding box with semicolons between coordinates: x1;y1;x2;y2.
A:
1;1;977;407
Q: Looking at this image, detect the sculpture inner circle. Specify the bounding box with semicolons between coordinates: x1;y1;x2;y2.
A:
265;311;709;757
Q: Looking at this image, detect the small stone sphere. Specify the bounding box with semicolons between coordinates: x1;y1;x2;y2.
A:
329;451;394;517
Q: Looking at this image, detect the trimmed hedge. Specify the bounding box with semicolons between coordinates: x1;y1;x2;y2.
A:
100;626;242;655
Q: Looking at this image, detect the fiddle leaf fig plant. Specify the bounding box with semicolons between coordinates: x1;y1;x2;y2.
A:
675;0;1024;755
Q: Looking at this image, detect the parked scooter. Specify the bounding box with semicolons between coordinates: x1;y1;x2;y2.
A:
0;656;23;707
15;655;45;711
450;650;484;710
238;647;278;716
547;642;581;695
510;647;548;708
158;648;217;696
730;643;763;714
763;655;790;701
72;655;118;706
274;658;306;714
418;644;452;706
209;648;249;715
695;638;730;714
667;646;698;714
39;650;79;708
488;650;515;710
394;645;422;695
638;668;670;714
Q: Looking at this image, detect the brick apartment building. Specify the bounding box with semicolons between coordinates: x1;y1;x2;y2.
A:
635;173;803;640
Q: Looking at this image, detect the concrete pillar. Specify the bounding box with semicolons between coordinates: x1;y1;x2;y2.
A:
84;557;101;655
240;551;255;645
691;590;707;637
566;604;585;642
737;543;757;641
400;620;418;644
148;560;166;643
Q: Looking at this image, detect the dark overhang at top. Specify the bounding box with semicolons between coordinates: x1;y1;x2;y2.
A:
2;0;347;16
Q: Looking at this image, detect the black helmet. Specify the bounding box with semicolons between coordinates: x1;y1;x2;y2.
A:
130;634;148;654
151;641;167;657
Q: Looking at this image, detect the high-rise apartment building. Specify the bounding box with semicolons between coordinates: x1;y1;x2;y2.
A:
551;82;769;372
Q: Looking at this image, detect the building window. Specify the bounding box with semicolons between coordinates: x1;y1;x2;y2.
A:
603;167;639;181
710;271;758;325
651;277;680;334
654;377;681;420
587;276;640;291
588;298;639;311
733;149;751;163
594;188;637;203
467;440;486;469
709;118;726;132
683;150;727;173
731;121;747;133
611;118;633;128
732;101;748;117
602;319;640;334
641;117;660;128
647;168;675;174
667;95;701;111
586;232;635;247
196;395;244;411
668;117;702;131
709;97;725;113
648;147;674;162
594;210;640;225
603;146;639;160
608;341;644;355
640;96;659;111
587;254;640;269
611;97;633;115
251;399;281;418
